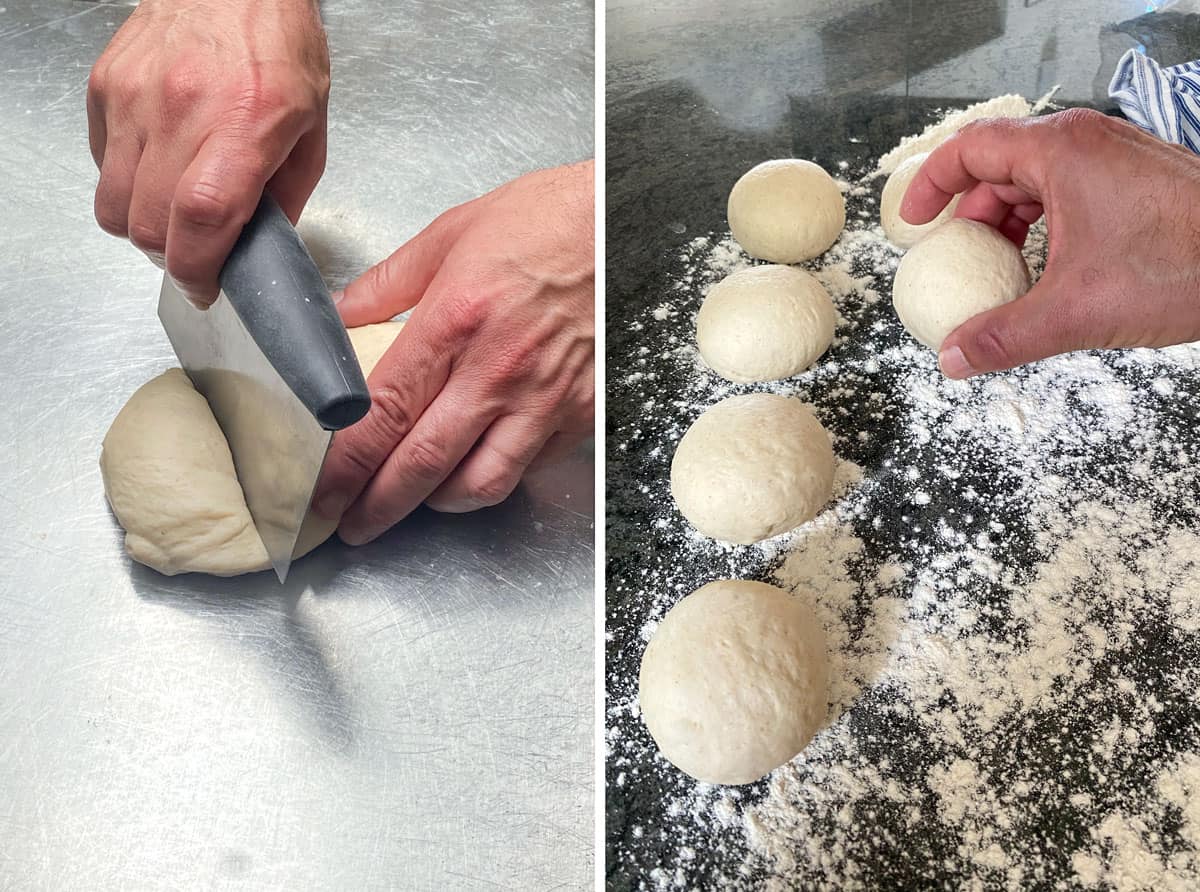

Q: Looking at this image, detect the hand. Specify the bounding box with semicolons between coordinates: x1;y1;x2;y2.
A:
312;161;595;545
900;108;1200;378
87;0;329;306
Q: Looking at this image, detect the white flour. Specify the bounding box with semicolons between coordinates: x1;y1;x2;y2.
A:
608;98;1200;889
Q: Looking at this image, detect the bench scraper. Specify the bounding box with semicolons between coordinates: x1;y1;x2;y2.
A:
158;195;370;583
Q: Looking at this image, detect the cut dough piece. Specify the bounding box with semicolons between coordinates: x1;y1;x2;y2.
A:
670;394;834;544
880;152;960;249
696;265;836;383
101;321;403;576
639;579;829;785
727;159;845;264
892;218;1031;350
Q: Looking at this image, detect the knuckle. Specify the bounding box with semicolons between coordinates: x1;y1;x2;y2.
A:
442;291;491;342
94;192;128;238
127;218;166;253
174;181;243;231
1052;106;1106;137
161;62;204;107
488;342;538;386
468;465;519;508
401;436;450;484
967;324;1016;370
87;63;109;100
368;384;417;442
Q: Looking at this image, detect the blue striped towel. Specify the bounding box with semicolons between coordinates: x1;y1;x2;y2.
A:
1109;49;1200;153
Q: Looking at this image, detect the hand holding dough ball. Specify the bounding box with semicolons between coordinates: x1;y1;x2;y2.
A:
892;218;1031;350
727;160;845;263
880;152;960;249
670;394;834;544
696;265;836;383
100;322;403;576
639;579;829;785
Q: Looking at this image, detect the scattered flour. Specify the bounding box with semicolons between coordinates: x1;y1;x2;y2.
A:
608;95;1200;889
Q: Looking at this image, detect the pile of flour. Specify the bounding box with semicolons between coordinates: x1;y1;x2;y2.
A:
608;98;1200;889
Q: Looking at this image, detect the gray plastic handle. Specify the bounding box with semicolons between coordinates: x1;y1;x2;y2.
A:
218;196;370;430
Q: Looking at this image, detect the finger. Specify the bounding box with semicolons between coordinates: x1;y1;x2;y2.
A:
993;202;1044;248
901;116;1050;225
333;204;475;327
127;139;190;261
425;414;551;513
937;267;1080;377
93;133;142;238
86;68;107;167
266;125;327;225
165;131;298;307
311;312;455;522
337;385;496;544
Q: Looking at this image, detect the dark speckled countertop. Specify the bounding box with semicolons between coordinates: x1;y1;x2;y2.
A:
605;1;1200;888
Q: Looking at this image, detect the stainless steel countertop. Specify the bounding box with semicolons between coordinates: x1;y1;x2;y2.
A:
0;2;594;889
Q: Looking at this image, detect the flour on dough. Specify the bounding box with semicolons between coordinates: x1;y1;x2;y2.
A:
639;578;829;785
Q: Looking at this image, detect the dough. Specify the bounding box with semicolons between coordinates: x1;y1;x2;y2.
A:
696;265;836;383
892;218;1030;350
101;321;403;576
670;394;834;544
727;160;845;264
638;579;829;785
879;152;960;249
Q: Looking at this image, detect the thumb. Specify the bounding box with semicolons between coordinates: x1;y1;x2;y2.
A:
334;204;473;327
937;267;1081;378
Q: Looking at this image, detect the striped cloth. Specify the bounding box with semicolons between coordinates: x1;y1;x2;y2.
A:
1109;49;1200;153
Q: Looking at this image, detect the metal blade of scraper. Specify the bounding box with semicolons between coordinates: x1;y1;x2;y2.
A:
159;276;331;582
157;196;370;583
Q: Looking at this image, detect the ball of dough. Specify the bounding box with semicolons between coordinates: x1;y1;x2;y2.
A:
892;218;1031;350
670;394;834;544
639;579;829;785
696;265;837;383
879;152;960;249
100;321;403;576
727;160;845;263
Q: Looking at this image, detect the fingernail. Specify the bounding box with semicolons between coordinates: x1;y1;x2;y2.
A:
313;491;349;520
939;345;976;379
331;289;344;305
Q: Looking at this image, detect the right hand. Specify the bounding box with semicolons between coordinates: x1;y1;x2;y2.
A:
900;108;1200;379
87;0;330;307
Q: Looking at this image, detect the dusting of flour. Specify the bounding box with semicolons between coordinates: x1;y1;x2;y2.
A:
607;97;1200;890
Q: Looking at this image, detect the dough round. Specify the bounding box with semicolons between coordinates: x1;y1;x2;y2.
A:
696;265;836;383
727;160;845;263
892;218;1031;350
670;394;834;544
638;579;829;785
101;321;403;576
879;151;960;249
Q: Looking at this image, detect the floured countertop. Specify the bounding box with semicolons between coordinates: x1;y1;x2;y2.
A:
606;94;1200;889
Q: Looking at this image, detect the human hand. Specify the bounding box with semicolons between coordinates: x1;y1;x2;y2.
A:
88;0;329;306
900;108;1200;378
312;160;595;545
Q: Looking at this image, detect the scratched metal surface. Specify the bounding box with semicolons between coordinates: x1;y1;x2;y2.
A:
0;2;594;889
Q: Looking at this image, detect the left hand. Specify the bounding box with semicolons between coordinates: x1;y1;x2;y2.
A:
312;160;595;545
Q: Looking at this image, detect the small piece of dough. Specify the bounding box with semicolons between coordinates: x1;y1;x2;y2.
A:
639;579;829;785
101;321;403;576
879;152;960;249
892;218;1031;350
696;265;836;383
727;160;845;263
670;394;835;544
